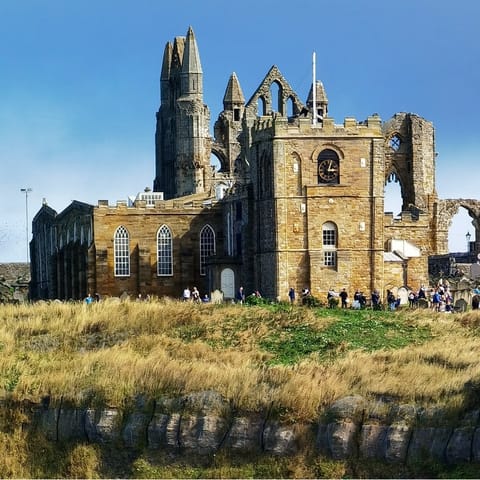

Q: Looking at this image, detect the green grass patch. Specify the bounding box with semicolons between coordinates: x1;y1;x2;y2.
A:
260;310;431;365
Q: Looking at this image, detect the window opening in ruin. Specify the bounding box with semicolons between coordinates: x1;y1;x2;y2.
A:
270;81;282;114
287;96;294;118
389;134;402;151
384;173;403;216
322;221;337;267
210;152;222;172
448;207;476;254
257;96;266;116
114;226;130;276
200;225;216;276
234;108;240;121
157;225;173;276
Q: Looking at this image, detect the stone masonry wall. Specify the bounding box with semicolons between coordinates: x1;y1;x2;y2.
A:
92;199;223;299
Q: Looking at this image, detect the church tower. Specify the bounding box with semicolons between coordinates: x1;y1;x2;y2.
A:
153;27;212;199
213;72;245;176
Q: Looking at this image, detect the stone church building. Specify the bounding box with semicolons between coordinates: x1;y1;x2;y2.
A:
30;27;479;302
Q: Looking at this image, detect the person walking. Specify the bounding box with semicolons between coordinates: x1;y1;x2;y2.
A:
339;288;348;308
182;287;191;302
236;286;245;304
288;287;295;304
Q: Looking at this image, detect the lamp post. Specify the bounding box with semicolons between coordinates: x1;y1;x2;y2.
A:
466;231;472;254
20;188;32;263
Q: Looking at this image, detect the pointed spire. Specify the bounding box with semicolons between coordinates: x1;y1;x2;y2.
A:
307;80;328;105
160;42;172;81
307;80;328;119
223;72;245;110
181;26;202;75
171;36;185;72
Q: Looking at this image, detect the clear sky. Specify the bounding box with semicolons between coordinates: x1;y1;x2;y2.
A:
1;0;478;262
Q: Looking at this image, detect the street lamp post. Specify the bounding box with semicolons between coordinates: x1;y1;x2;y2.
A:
466;231;472;255
20;188;32;263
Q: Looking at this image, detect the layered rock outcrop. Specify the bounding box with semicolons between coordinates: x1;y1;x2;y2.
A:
21;392;480;465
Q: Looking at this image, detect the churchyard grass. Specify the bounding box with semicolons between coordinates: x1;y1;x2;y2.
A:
0;299;480;421
3;299;480;477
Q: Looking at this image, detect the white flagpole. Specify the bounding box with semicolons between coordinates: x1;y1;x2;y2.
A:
312;52;317;126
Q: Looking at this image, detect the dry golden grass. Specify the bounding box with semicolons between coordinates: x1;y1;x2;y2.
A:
1;300;480;422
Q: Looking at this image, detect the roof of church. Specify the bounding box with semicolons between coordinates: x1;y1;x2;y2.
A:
223;72;245;107
307;80;328;104
181;26;202;75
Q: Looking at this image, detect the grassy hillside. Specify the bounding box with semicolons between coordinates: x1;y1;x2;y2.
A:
1;299;480;419
2;299;480;478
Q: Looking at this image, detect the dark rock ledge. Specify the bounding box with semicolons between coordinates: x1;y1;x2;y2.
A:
13;392;480;465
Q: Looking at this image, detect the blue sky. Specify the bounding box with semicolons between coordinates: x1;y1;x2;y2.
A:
0;0;478;262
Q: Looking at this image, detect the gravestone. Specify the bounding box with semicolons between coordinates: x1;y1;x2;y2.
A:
454;298;468;312
471;263;480;279
211;289;224;304
417;298;429;309
397;287;409;306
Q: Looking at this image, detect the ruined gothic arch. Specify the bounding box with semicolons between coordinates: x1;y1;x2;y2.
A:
435;199;480;254
384;169;405;212
246;65;305;118
210;146;228;173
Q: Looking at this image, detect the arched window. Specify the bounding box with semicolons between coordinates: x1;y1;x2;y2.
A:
317;149;340;185
389;134;402;151
157;225;173;276
114;226;130;276
200;225;216;276
322;221;337;268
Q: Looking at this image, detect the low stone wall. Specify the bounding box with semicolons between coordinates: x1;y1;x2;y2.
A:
19;392;480;465
0;262;30;302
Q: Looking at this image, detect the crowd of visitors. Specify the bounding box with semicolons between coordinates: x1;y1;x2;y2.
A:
285;279;469;312
84;279;480;312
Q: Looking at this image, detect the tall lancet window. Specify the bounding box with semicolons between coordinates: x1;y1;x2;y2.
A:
157;225;173;276
114;226;130;276
200;225;216;276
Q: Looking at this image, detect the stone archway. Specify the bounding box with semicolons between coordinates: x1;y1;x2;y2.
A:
435;199;480;254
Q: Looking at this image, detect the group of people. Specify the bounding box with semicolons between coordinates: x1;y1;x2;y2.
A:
324;281;459;312
406;283;454;312
236;286;262;304
326;287;382;310
84;292;101;304
182;286;210;303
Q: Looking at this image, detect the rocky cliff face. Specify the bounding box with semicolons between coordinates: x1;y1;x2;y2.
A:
14;392;480;466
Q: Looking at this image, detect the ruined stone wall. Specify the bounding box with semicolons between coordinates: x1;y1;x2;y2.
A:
384;212;433;287
0;263;30;302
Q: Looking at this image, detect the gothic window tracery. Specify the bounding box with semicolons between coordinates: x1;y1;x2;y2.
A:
114;226;130;276
389;134;402;151
157;225;173;276
200;224;216;276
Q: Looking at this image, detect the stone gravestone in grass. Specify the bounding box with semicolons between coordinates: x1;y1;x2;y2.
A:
210;289;224;304
454;298;468;312
417;298;429;309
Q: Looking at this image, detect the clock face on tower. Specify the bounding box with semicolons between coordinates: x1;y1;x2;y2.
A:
317;158;339;183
